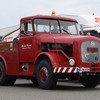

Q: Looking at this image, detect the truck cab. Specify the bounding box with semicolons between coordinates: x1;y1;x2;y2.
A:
0;15;100;89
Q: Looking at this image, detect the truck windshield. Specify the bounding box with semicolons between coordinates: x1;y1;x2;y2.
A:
59;21;79;35
34;19;79;35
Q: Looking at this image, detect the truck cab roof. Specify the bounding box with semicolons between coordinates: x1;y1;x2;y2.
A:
21;15;77;23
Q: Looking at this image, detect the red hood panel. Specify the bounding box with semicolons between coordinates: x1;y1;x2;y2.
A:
35;33;100;44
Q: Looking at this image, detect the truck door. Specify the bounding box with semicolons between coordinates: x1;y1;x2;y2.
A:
19;21;35;62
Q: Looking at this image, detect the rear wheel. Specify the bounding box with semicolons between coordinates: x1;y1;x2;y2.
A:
0;61;16;86
80;74;100;88
36;60;57;89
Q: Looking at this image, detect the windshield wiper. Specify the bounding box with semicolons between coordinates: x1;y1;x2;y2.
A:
61;28;71;34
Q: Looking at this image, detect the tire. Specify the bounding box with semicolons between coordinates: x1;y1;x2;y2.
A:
0;61;16;86
31;77;38;86
36;60;57;89
80;75;100;88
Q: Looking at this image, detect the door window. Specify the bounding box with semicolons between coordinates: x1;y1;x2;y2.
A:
21;21;33;35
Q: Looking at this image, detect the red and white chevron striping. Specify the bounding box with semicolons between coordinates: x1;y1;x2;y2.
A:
53;67;90;73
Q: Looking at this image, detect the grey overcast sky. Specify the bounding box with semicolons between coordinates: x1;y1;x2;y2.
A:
0;0;100;28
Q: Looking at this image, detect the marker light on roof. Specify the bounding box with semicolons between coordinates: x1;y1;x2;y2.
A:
52;11;56;15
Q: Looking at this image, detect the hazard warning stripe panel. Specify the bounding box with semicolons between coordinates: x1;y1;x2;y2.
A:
53;67;90;73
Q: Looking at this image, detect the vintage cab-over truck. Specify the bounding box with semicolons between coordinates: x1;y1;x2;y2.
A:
0;15;100;89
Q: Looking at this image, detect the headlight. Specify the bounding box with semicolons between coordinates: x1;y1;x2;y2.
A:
69;59;75;66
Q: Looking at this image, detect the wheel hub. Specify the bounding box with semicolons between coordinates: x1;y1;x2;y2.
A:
39;67;48;82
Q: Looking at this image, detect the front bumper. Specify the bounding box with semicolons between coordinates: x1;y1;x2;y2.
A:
53;66;100;73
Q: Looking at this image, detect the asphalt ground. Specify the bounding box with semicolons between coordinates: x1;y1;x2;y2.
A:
0;79;100;100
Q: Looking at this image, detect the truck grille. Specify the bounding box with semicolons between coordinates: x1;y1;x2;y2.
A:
81;41;100;63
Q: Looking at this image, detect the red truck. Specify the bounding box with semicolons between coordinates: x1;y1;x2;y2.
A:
0;15;100;89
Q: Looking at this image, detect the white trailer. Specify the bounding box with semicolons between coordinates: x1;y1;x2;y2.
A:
59;14;100;38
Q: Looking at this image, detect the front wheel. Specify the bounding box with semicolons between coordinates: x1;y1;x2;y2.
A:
31;77;38;86
80;74;100;88
36;60;57;89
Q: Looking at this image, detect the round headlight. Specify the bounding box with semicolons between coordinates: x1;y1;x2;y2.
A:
69;59;75;66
